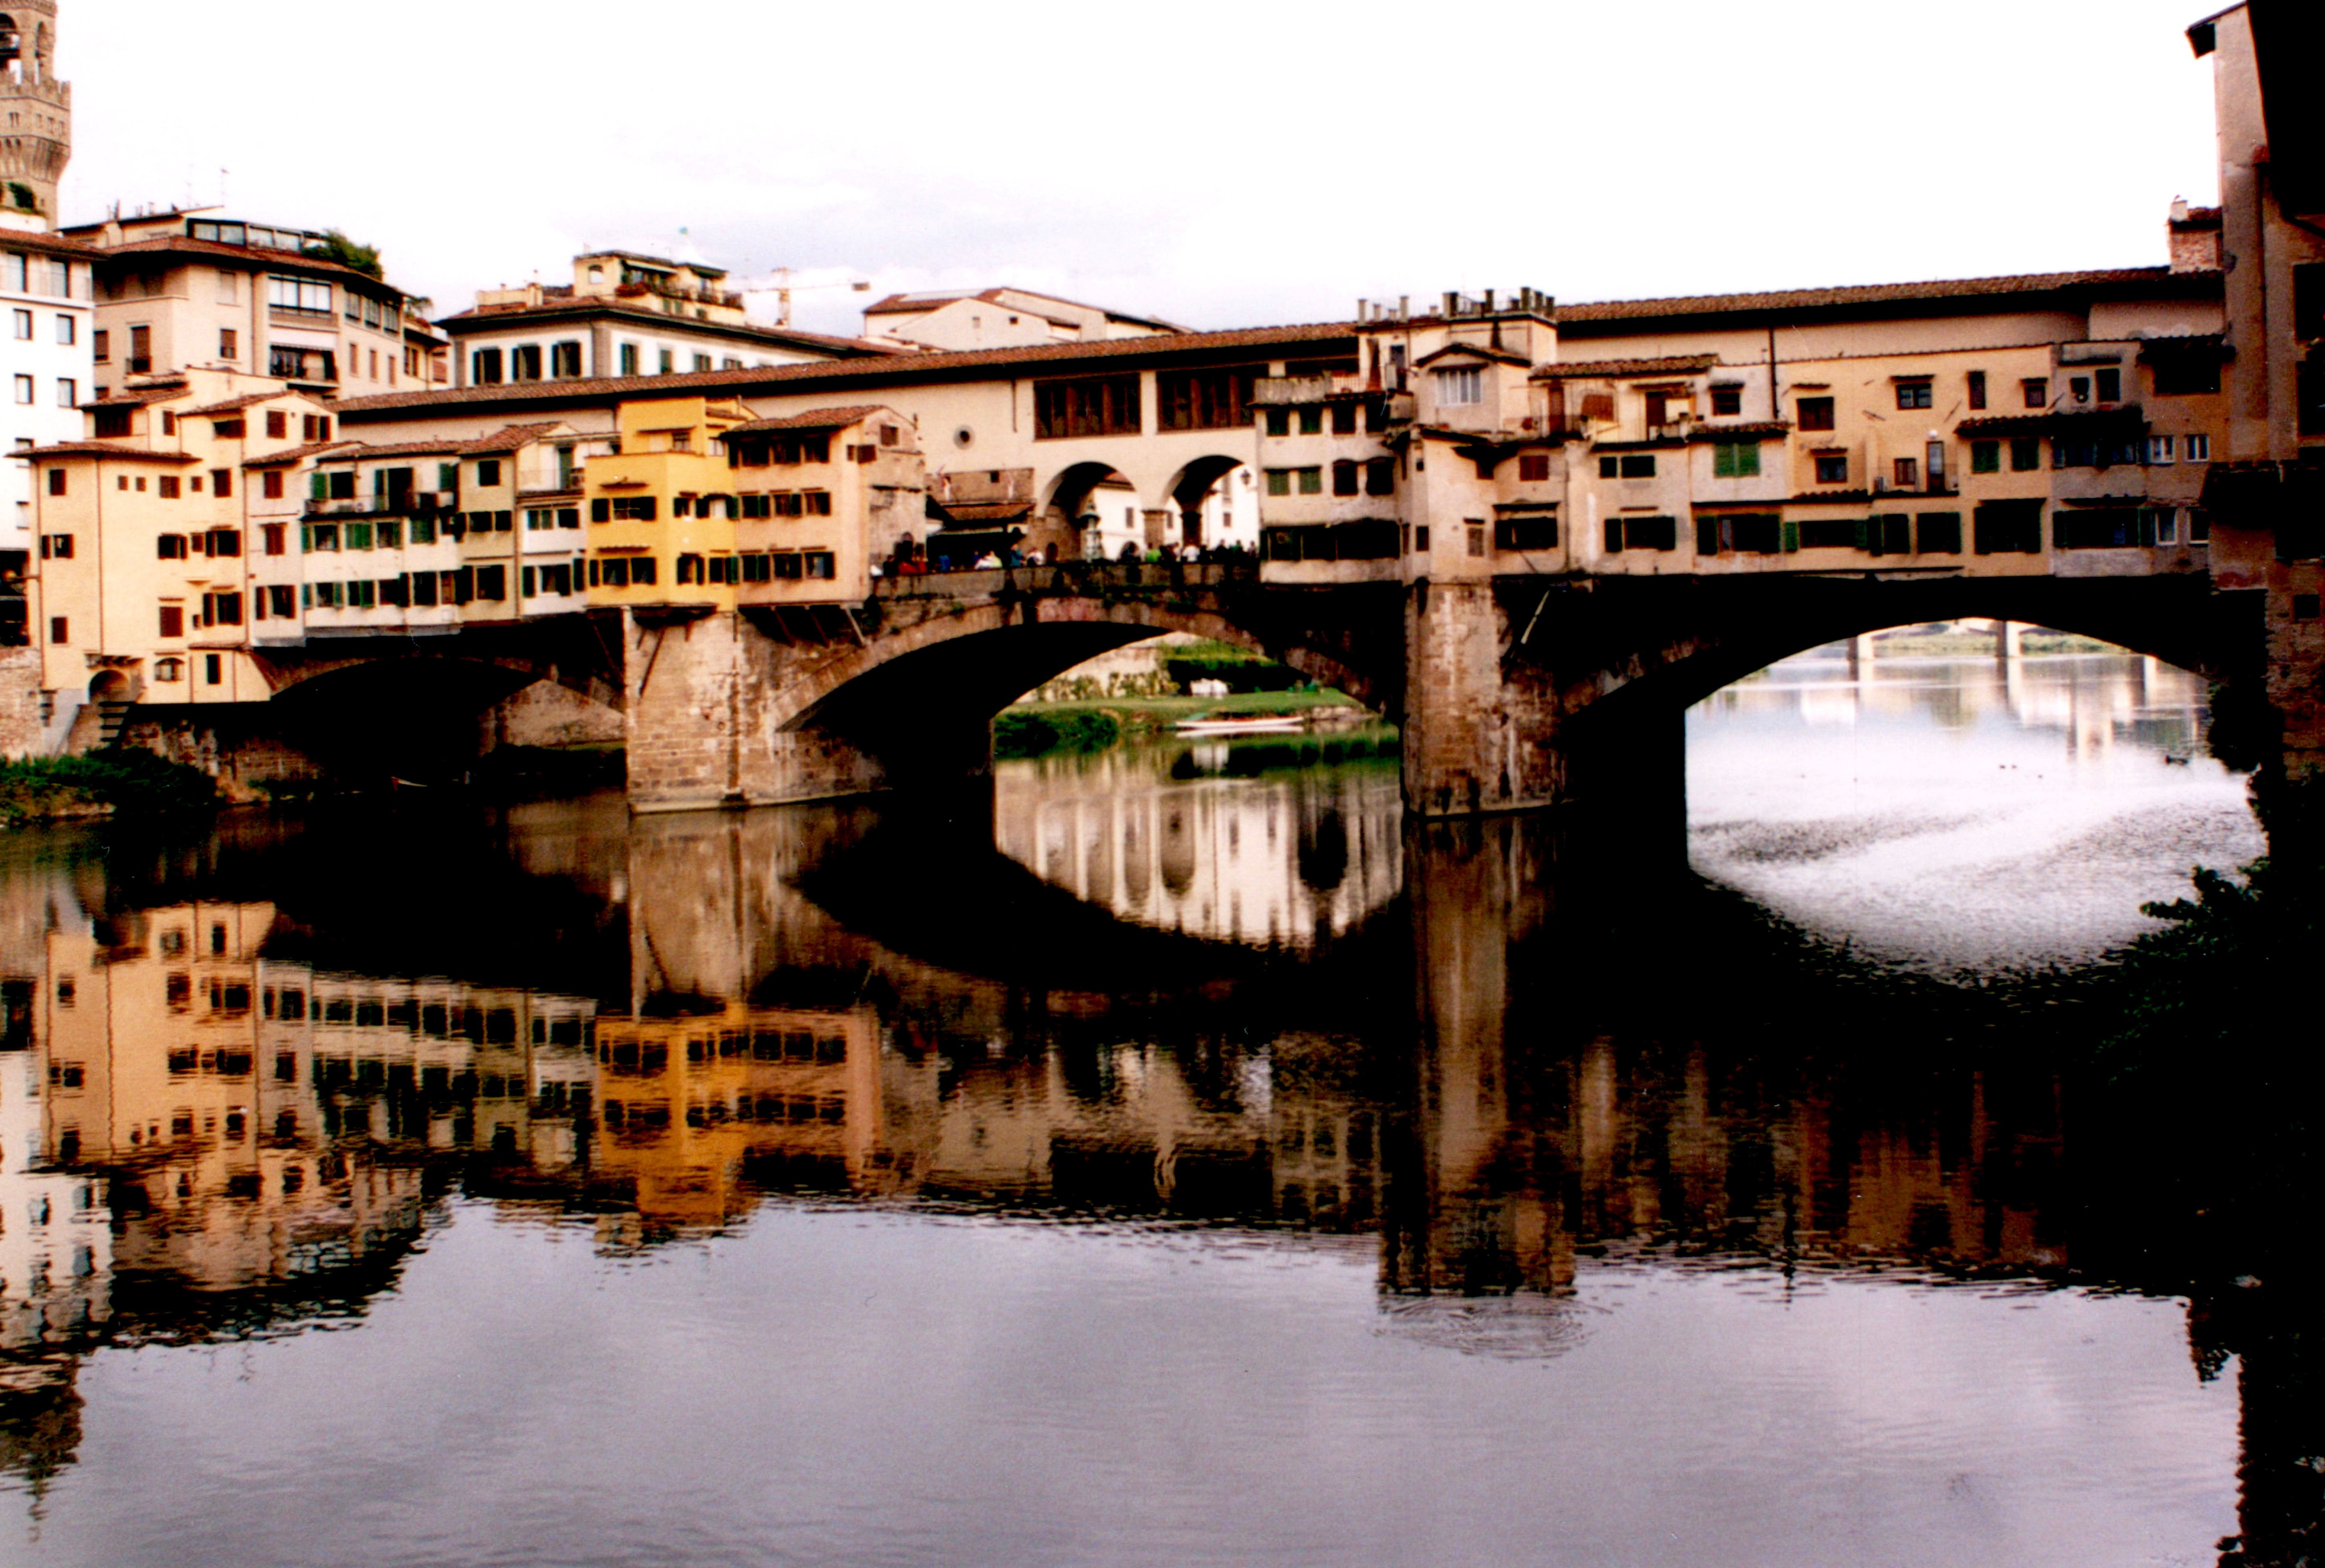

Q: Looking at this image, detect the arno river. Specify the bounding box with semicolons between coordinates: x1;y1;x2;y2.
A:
0;652;2292;1568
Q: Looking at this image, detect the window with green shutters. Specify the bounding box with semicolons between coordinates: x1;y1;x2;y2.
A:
1917;513;1963;554
1971;441;2000;474
1712;441;1760;477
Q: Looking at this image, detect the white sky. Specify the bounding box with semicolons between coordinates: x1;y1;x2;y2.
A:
56;0;2224;338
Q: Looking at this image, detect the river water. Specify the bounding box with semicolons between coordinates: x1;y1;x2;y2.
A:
0;653;2285;1567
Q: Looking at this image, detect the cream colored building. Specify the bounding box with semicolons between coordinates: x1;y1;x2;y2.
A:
56;208;429;402
862;287;1182;353
446;250;894;388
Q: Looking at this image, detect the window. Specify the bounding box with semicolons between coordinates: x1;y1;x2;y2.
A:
262;523;285;556
1796;396;1835;431
511;345;543;382
155;658;184;682
1157;369;1255;431
472;348;504;385
1710;385;1743;416
1331;401;1358;435
1465;521;1487;557
603;496;657;521
2147;435;2176;465
1971;440;2000;473
1494;516;1558;551
1973;499;2045;554
1894;380;1932;410
46;468;64;496
12;374;30;404
619;344;639;377
1711;442;1759;478
2010;437;2042;471
93;328;109;362
266;410;288;439
1435;366;1484;406
659;350;674;375
2184;433;2211;462
49;617;67;644
263;470;285;500
1331;460;1359;496
1598;454;1657;478
475;459;502;487
1034;375;1142;439
1297;407;1323;436
1966;371;1988;410
1264;408;1291;437
204;592;243;626
155;535;188;562
1265;469;1291;497
1893;458;1918;488
1518;453;1552;482
1296;467;1322;495
1605;515;1676;552
40;534;71;559
551;341;583;378
2021;377;2048;409
55;314;75;345
129;324;151;368
268;275;333;316
2095;368;2122;403
158;605;183;637
220;327;238;360
1917;512;1964;554
9;309;27;339
1813;454;1848;483
1414;525;1431;553
475;565;507;601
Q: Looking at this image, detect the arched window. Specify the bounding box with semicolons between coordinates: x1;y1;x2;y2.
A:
154;658;185;683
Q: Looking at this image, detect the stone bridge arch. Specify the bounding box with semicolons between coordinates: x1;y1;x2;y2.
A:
624;564;1405;812
1404;570;2263;823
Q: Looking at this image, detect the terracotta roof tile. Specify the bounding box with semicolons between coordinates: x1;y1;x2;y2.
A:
181;393;282;417
1413;342;1532;369
95;235;405;298
1533;355;1721;379
1688;421;1791;440
244;441;360;468
434;297;899;357
78;383;189;411
1557;267;2202;326
725;405;891;435
25;441;202;464
332;322;1359;420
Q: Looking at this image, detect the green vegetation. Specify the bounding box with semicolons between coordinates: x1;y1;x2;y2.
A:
1161;638;1307;694
1167;730;1399;778
0;752;222;827
300;229;385;281
994;709;1122;760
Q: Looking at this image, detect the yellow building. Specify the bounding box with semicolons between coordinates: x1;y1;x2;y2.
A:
581;398;924;609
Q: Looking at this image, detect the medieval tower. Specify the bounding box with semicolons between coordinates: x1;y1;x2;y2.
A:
0;2;68;226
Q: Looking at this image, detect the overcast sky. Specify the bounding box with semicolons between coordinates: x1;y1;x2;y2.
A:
57;0;2223;337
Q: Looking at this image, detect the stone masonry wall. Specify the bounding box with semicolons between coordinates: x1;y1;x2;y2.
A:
0;646;42;760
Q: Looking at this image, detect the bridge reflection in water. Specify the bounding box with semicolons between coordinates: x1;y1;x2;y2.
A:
991;734;1403;946
0;791;2306;1563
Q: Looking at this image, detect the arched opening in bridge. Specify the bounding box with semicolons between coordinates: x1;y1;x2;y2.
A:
1162;457;1257;554
1039;463;1140;561
268;660;609;787
1681;619;2262;974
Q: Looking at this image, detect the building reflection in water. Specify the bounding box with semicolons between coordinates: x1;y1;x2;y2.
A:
0;794;2301;1558
992;737;1403;945
1701;649;2215;762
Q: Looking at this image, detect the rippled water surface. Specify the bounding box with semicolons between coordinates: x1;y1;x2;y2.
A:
0;656;2288;1568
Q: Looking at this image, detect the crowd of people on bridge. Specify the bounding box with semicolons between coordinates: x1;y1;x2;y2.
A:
876;532;1254;579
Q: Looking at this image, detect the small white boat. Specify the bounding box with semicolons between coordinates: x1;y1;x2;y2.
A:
1172;714;1307;736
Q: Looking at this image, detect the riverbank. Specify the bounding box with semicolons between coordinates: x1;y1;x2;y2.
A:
996;689;1372;759
0;752;223;828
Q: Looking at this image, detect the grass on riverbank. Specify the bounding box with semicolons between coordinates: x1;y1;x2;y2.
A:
0;752;223;827
997;689;1374;760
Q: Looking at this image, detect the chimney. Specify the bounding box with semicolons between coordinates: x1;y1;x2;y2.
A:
2167;198;2223;273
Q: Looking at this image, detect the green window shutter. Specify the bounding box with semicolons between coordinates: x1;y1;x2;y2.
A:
1781;520;1799;553
1712;444;1734;479
1738;443;1760;477
310;472;327;500
1852;517;1872;552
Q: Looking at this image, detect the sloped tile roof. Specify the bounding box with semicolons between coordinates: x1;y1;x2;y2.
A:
1533;355;1721;379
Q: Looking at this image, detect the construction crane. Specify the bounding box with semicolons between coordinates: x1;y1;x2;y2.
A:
740;269;873;328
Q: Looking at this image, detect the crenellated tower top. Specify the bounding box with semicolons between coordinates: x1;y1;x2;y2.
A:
0;2;69;228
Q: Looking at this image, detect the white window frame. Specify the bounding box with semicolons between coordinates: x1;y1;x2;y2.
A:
1435;366;1484;407
2147;435;2175;465
2183;433;2211;462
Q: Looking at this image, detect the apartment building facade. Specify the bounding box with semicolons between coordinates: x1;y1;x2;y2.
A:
444;250;896;389
56;209;431;402
1250;261;2232;595
0;227;91;630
